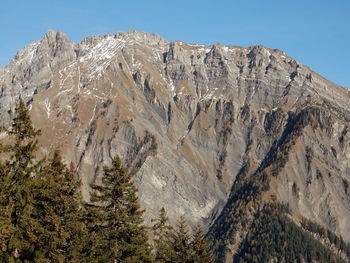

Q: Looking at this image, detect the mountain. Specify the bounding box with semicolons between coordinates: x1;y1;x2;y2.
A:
1;30;350;262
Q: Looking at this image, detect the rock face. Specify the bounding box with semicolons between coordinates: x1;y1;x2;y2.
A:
1;30;350;247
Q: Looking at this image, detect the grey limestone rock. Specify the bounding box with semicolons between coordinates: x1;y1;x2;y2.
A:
1;30;350;245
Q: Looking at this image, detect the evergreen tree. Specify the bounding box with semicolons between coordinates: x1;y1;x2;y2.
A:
0;100;87;262
170;216;193;263
84;156;152;263
151;207;174;263
191;226;215;263
0;99;42;262
152;210;216;263
0;99;217;263
29;151;87;262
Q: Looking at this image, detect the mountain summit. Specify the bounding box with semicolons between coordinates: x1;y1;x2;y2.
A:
1;30;350;262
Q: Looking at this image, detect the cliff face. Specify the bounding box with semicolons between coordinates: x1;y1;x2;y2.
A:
1;30;350;249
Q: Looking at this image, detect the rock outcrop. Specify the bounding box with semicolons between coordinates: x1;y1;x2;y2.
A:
1;30;350;252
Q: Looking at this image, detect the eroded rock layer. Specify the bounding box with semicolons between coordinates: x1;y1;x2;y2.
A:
1;30;350;247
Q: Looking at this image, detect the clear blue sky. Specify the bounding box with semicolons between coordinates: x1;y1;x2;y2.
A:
1;0;349;87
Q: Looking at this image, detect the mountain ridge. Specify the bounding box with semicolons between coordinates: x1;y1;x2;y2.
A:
1;30;350;261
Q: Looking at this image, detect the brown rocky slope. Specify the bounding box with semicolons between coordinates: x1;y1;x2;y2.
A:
1;30;350;259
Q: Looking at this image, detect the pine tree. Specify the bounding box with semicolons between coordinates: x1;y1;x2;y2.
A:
29;150;87;262
0;99;42;262
0;100;87;262
171;216;193;263
152;207;175;263
84;156;152;263
191;226;215;263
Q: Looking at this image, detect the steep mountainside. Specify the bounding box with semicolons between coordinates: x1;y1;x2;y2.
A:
1;30;350;261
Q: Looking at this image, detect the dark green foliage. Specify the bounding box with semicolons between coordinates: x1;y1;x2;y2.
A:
29;151;87;262
0;100;86;262
207;160;270;260
152;207;174;263
234;204;346;263
170;216;193;263
191;226;215;263
151;209;215;263
301;218;350;258
84;156;152;263
0;99;43;262
0;100;157;262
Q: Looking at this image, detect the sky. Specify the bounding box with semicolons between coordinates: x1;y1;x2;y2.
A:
1;0;349;87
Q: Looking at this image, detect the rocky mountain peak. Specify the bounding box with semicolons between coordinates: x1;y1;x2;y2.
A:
7;30;76;73
1;31;350;256
121;29;167;46
44;29;70;43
